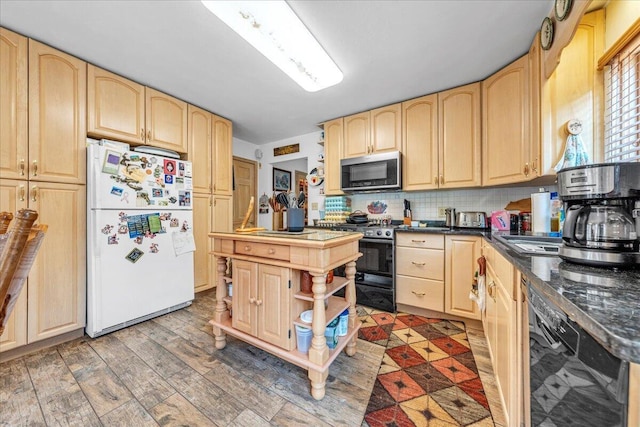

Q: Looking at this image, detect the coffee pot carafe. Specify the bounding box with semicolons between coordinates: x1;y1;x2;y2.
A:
564;204;637;251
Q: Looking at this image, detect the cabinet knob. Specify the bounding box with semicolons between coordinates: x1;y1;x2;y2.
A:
532;160;538;174
244;245;251;251
255;299;263;306
435;176;439;185
411;291;426;296
147;130;151;141
32;160;38;176
19;159;25;176
19;185;25;202
524;163;530;177
141;128;145;141
411;261;426;266
249;297;256;304
30;186;38;202
440;175;444;184
411;239;425;243
268;248;275;254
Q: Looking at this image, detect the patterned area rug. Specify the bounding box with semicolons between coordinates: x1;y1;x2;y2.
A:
358;307;494;426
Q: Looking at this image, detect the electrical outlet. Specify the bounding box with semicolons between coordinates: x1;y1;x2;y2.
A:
311;202;318;210
437;207;447;218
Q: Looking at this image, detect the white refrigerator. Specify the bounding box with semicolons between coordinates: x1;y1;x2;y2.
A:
86;138;195;337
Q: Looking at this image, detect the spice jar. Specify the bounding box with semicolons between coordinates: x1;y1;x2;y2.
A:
326;269;334;284
519;212;531;233
300;271;312;294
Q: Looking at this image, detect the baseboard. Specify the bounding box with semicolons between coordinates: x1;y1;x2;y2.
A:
0;328;85;363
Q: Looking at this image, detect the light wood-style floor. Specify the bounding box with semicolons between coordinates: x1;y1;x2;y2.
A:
0;290;505;426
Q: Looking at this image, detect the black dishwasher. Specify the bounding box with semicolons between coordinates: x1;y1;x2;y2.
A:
525;276;629;426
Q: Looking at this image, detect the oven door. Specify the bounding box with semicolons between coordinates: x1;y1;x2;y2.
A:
356;238;393;277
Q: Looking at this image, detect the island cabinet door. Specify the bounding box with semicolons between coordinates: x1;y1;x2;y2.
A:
258;264;292;350
232;260;258;336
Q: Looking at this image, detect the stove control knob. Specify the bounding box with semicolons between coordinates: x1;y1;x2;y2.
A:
385;230;392;237
376;230;382;236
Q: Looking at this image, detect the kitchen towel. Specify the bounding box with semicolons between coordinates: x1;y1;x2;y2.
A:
531;191;551;233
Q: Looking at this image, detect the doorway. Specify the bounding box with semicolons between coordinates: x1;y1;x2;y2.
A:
232;157;257;230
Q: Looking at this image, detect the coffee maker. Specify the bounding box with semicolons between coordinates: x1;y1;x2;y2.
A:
557;162;640;267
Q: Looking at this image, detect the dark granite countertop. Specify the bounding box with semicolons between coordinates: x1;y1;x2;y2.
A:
396;227;640;363
488;235;640;364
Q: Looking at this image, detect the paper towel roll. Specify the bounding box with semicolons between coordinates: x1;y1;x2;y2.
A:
531;192;551;233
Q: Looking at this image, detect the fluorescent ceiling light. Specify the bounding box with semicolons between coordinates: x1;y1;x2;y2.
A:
201;0;343;92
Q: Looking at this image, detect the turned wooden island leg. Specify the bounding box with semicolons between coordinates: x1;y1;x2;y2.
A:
344;260;358;357
212;255;229;349
308;273;329;400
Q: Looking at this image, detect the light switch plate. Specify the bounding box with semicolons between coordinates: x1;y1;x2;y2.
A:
311;202;318;210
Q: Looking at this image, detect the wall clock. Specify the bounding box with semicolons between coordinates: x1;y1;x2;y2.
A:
555;0;572;21
540;17;554;51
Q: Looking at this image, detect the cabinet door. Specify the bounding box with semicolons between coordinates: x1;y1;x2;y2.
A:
439;83;482;188
188;105;212;194
402;95;438;191
29;40;87;184
258;264;292;350
27;182;86;342
528;33;543;178
193;193;213;293
0;28;28;181
484;267;497;362
496;280;514;425
323;118;344;195
145;87;188;153
482;55;531;186
213;195;233;232
212;115;233;195
87;65;145;144
232;260;258;336
445;235;481;320
370;103;401;154
343;112;370;158
0;179;28;352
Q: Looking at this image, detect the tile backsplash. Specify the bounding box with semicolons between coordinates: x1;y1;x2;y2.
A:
347;185;558;221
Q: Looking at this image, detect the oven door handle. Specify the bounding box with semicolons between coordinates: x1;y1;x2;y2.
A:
359;238;392;244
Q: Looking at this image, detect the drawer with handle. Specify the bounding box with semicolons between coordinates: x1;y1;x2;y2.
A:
396;247;444;280
395;233;444;249
234;241;290;261
396;276;444;311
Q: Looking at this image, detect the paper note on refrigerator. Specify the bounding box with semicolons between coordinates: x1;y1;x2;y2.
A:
172;231;196;256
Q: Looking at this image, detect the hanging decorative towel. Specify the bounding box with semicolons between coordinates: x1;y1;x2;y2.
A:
469;256;486;312
554;119;590;172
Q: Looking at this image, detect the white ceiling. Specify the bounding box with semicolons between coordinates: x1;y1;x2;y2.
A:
0;0;553;145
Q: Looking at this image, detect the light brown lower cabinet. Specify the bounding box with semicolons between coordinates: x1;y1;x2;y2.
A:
0;180;86;353
482;244;522;427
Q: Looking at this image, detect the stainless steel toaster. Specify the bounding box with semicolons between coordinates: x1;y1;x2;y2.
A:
455;211;487;228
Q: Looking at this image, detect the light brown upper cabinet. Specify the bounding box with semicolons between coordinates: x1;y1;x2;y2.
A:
212;115;233;195
88;64;188;153
188;104;213;194
87;65;145;145
323;118;344;195
344;103;401;158
438;83;482;188
343;111;370;158
24;39;87;184
0;28;28;182
482;55;531;186
402;94;439;190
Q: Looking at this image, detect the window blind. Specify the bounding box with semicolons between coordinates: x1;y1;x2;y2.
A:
604;33;640;162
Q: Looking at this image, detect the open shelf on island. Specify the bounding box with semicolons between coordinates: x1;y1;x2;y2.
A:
293;295;348;328
294;276;349;301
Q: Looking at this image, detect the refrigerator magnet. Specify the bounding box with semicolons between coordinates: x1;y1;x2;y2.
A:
152;188;163;198
102;224;114;234
178;162;185;177
164;175;174;185
118;224;128;234
164;159;176;175
149;243;159;253
170;218;179;227
111;187;123;197
108;234;119;245
178;191;191;207
102;150;122;174
125;248;144;263
134;236;143;245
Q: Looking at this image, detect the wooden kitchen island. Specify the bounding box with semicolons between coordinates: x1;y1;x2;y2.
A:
209;229;363;400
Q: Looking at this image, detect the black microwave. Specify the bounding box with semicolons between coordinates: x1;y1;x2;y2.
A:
341;151;402;192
